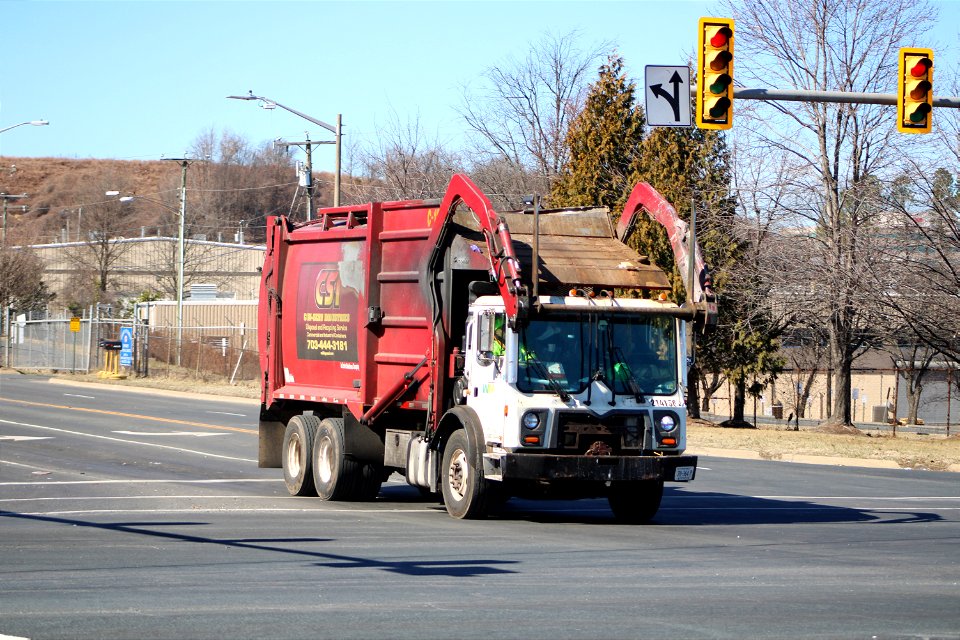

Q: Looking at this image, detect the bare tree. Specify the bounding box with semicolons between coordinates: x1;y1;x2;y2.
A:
459;31;608;197
356;111;463;201
0;247;53;315
724;0;937;425
63;170;138;308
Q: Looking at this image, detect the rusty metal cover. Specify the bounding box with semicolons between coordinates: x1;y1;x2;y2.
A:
501;208;671;291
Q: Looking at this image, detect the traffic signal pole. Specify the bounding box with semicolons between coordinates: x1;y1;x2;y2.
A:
726;87;960;109
690;86;960;108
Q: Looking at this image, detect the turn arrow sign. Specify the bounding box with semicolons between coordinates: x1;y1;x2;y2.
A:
645;65;692;127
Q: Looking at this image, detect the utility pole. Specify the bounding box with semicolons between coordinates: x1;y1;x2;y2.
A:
1;193;27;249
162;157;201;367
275;133;324;221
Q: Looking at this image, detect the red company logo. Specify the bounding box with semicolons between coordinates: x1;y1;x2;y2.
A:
314;270;341;309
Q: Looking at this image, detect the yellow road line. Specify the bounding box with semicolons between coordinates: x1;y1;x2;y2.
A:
0;396;257;435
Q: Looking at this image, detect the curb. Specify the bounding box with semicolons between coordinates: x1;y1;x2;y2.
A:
45;376;261;405
687;445;959;473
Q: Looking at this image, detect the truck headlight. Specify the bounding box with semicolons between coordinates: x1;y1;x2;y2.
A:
522;412;541;430
659;415;676;432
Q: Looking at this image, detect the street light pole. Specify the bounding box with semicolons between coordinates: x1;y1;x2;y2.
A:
0;120;49;135
227;92;342;207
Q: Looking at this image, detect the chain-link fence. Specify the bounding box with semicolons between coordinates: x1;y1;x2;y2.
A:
3;315;94;372
3;313;259;383
133;323;260;383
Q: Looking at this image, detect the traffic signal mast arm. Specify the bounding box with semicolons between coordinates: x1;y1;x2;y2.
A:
692;17;959;133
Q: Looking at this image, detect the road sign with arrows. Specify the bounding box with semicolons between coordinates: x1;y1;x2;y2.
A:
645;66;692;127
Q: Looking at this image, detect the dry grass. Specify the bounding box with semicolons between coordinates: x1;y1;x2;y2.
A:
689;420;960;471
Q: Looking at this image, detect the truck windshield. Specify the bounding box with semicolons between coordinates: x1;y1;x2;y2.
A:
517;314;677;396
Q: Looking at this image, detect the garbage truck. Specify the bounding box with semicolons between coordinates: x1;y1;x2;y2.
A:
257;174;716;521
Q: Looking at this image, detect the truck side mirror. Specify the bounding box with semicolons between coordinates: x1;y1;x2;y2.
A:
478;312;495;359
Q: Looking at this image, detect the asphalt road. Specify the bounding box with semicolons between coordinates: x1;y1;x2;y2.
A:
1;373;958;640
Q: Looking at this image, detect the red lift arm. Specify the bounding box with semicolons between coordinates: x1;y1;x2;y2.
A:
617;182;718;327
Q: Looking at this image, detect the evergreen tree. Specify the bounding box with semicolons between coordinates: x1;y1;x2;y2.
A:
550;54;645;210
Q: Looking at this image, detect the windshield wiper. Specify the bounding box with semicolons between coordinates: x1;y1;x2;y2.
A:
520;331;570;402
611;345;646;404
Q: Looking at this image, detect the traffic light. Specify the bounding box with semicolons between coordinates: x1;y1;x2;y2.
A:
697;17;735;130
897;47;934;134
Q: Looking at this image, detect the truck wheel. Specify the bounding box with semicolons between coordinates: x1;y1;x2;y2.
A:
312;418;383;501
441;429;490;519
608;479;663;524
282;415;319;497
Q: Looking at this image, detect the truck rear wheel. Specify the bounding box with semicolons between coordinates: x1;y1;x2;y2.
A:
282;415;319;497
608;479;664;524
441;429;490;519
313;418;382;501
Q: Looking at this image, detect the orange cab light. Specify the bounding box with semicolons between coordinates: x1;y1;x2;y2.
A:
658;292;669;301
523;435;541;445
661;438;677;446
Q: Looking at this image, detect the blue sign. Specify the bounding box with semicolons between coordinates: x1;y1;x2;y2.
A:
119;326;134;367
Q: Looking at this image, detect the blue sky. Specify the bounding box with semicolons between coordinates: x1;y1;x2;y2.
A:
2;0;958;176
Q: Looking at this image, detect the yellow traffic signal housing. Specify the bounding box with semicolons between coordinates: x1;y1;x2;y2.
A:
898;47;934;134
697;17;734;130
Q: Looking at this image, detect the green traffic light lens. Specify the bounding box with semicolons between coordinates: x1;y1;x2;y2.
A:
908;103;932;123
709;74;732;95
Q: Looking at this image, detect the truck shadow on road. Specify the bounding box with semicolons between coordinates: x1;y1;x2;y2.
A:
491;488;945;526
0;510;519;577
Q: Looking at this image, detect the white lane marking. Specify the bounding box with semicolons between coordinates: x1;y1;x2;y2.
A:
0;418;256;463
112;431;227;437
0;478;280;486
0;494;279;503
0;435;53;442
8;507;437;516
0;458;54;470
63;393;96;399
206;411;246;417
668;495;960;501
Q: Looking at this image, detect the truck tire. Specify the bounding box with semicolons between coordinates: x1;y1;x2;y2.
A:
312;418;383;502
607;479;664;524
441;428;490;519
282;415;319;497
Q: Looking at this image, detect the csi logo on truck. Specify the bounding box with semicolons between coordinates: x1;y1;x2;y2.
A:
315;270;342;309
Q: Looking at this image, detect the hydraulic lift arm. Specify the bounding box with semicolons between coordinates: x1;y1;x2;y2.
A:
617;182;718;328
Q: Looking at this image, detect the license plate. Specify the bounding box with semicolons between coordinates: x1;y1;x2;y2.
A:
674;466;695;481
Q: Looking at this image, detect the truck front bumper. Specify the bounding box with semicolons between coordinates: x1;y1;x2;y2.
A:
486;453;697;483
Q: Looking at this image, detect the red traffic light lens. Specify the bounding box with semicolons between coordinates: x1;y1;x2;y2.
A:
910;58;932;77
709;27;732;48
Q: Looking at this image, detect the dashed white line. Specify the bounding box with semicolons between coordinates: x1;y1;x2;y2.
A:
0;478;280;486
0;418;255;463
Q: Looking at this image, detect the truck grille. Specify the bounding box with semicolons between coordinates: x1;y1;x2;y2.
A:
556;412;647;453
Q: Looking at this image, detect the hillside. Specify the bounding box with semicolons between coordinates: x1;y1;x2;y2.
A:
0;157;178;244
0;156;349;246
